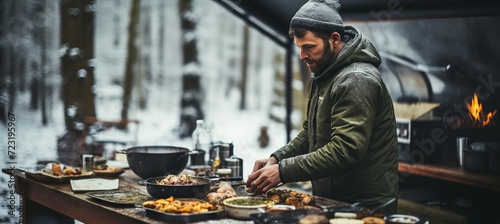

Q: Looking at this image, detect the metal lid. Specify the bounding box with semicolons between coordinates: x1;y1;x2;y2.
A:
224;158;239;165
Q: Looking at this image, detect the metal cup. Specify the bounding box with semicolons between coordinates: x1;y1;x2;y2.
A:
456;137;468;166
82;154;94;172
224;156;243;178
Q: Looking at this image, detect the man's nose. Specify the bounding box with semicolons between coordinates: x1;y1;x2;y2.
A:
299;50;308;60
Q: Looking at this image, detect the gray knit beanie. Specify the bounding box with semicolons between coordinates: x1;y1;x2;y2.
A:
290;0;343;33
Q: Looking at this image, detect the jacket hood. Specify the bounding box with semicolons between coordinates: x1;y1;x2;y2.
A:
313;26;381;79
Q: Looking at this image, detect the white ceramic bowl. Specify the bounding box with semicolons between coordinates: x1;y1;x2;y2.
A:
223;196;274;220
385;214;420;224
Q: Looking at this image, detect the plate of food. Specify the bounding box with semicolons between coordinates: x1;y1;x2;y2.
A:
86;190;151;205
25;163;93;184
93;164;125;178
138;197;223;223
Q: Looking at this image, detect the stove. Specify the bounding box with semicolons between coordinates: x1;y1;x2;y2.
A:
396;117;456;166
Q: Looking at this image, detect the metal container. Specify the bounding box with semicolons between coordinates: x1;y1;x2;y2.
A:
209;142;233;167
144;176;211;199
82;154;94;172
224;156;243;178
463;149;488;172
123;146;193;179
190;149;206;166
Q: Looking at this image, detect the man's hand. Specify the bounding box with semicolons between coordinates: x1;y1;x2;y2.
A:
246;159;281;195
250;156;278;173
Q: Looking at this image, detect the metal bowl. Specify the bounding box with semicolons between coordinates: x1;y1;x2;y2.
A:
223;196;274;220
144;176;211;199
125;146;191;180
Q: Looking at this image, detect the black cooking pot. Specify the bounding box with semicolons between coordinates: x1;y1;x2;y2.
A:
125;146;194;180
144;176;211;199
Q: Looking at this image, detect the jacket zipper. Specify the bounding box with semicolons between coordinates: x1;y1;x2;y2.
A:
311;79;318;148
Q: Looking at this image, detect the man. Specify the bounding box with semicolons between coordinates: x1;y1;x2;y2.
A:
246;0;399;213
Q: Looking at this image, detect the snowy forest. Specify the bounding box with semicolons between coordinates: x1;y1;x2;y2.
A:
0;0;308;221
0;0;305;163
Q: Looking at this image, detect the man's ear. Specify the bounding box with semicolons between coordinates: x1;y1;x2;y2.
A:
330;32;341;44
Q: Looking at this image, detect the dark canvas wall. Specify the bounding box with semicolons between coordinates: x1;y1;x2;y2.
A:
353;16;500;121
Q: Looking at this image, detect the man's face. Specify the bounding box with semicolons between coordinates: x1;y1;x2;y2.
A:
294;31;335;74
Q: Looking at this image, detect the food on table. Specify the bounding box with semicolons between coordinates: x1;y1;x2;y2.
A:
223;196;275;220
142;196;218;214
298;214;329;224
156;174;201;185
362;217;386;224
206;181;237;205
62;167;82;175
264;204;296;212
301;195;315;206
93;164;120;171
51;163;82;176
224;197;274;206
266;188;316;207
216;168;232;177
334;212;358;219
285;196;302;207
329;218;364;224
52;163;63;176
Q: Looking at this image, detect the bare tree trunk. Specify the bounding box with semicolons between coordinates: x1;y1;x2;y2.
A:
138;4;151;110
41;35;48;125
19;57;26;93
30;73;39;110
0;0;7;124
30;2;42;112
0;61;5;123
178;0;202;138
157;1;165;86
113;0;121;47
58;0;96;166
122;0;140;120
239;25;249;110
38;0;48;125
8;44;16;114
6;1;18;115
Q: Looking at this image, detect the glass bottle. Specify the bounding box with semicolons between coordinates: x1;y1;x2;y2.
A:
191;119;211;164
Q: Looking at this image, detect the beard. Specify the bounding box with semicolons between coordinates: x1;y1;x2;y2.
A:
305;41;335;75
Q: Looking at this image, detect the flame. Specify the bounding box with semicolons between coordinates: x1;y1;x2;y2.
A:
467;93;497;126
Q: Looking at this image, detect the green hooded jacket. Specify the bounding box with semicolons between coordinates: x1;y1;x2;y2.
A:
271;26;398;211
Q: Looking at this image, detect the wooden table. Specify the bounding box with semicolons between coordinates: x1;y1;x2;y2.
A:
13;169;349;224
398;162;500;192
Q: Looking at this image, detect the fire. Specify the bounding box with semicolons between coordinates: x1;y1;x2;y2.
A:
467;93;497;126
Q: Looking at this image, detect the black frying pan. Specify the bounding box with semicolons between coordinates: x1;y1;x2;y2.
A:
144;176;211;199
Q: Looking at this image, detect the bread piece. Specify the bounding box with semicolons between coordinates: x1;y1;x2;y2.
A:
362;217;385;224
285;196;302;207
329;218;364;224
334;212;357;219
52;163;63;176
302;196;316;206
63;167;75;175
299;214;328;224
